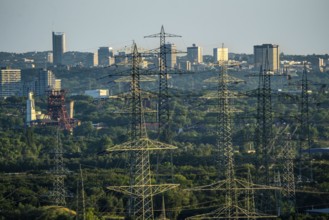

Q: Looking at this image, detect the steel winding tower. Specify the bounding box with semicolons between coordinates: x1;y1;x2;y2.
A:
144;26;181;140
106;43;179;220
47;89;72;131
297;64;312;183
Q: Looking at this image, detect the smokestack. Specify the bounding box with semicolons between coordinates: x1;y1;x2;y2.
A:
69;100;74;119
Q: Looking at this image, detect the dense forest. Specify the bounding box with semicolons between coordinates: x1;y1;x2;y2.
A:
1;67;329;220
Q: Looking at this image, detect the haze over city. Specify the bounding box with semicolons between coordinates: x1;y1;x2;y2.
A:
1;0;329;55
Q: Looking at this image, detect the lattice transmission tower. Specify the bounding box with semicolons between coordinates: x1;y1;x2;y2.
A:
253;47;278;214
144;25;181;140
297;63;313;183
254;48;273;186
106;43;179;220
49;128;66;206
187;48;277;219
281;132;296;213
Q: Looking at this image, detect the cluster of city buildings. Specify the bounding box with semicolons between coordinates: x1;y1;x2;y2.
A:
1;31;328;99
0;67;61;98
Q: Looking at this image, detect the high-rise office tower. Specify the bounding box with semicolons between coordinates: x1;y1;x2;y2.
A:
254;44;280;72
213;47;228;63
0;67;21;97
52;32;66;65
163;43;177;69
98;47;114;66
85;52;98;67
187;44;203;63
37;69;56;96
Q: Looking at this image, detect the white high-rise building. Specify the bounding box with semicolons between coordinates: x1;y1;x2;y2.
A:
187;44;203;63
0;68;21;97
26;92;36;125
213;47;228;63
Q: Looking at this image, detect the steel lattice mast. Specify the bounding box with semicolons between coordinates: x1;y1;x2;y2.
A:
106;43;179;220
144;26;181;140
255;48;273;187
297;63;313;183
253;47;276;215
50;128;66;206
187;48;277;219
281;132;296;209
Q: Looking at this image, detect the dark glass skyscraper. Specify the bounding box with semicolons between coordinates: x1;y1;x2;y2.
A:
52;32;66;65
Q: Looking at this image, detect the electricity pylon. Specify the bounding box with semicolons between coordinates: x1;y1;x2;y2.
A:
254;48;273;186
49;128;66;206
297;63;313;183
281;132;296;213
106;43;179;220
187;47;277;219
144;25;181;140
254;47;276;214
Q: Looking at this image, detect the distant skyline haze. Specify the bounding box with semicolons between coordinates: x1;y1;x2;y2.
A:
0;0;328;55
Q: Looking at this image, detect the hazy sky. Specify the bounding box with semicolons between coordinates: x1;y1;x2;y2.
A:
1;0;328;55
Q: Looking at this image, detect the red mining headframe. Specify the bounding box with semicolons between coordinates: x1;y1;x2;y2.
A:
47;89;78;131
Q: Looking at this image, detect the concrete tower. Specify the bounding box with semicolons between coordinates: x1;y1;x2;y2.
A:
26;92;36;125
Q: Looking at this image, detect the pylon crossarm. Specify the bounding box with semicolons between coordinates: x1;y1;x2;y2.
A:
187;179;280;191
205;107;243;113
111;90;157;99
106;137;178;152
186;205;277;219
115;75;156;83
204;76;244;84
200;91;242;99
107;184;179;197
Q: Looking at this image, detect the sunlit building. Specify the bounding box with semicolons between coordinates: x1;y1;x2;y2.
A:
0;67;21;97
213;47;228;63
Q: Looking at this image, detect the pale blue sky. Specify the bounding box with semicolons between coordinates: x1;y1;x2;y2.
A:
0;0;328;55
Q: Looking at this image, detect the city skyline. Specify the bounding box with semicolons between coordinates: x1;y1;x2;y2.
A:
1;0;328;55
